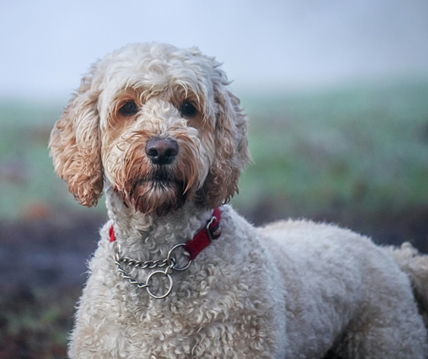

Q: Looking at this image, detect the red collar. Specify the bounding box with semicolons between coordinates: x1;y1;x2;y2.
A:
109;208;222;260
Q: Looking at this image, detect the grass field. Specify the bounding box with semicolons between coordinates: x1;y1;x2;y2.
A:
236;79;428;222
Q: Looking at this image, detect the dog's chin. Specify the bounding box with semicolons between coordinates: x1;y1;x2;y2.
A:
126;179;187;217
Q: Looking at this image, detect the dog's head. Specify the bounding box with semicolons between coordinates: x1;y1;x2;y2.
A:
49;43;250;216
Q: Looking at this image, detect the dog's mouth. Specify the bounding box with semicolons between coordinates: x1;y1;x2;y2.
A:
138;168;184;190
121;168;188;216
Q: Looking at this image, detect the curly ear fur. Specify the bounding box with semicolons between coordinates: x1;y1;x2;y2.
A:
199;83;251;208
49;65;103;207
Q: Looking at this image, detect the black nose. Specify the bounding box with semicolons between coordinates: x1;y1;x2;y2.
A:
145;138;179;165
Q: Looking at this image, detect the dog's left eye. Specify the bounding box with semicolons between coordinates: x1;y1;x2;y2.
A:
119;101;139;116
179;101;198;118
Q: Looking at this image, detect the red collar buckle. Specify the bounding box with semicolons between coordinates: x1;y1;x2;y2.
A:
183;207;221;260
206;209;222;241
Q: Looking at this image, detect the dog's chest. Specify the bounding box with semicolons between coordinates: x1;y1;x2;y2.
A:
81;238;282;358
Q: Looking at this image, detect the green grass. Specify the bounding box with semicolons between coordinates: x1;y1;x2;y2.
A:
0;101;104;218
1;79;428;220
234;79;428;218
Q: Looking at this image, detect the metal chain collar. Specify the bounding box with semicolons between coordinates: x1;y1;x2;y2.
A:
112;242;192;299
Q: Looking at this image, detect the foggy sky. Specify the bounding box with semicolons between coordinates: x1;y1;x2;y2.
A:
1;0;427;100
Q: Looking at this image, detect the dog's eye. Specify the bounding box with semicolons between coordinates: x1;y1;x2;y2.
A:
119;101;139;116
179;101;198;118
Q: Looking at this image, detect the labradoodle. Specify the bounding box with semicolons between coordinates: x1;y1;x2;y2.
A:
49;43;428;358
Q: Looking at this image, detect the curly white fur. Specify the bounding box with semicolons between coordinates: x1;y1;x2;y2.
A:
49;43;428;358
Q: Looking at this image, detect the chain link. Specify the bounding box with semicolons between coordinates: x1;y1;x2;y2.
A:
119;256;174;270
112;242;191;299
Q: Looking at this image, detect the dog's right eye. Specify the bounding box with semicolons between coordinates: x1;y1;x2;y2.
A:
119;101;139;116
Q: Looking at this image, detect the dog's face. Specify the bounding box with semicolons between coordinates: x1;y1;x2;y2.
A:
49;43;250;216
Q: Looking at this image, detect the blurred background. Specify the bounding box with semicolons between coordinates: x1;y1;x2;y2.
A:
1;0;428;357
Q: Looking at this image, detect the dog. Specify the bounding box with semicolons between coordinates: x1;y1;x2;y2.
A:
49;43;428;358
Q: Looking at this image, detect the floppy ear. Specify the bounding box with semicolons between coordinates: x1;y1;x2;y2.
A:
49;64;103;207
199;82;251;208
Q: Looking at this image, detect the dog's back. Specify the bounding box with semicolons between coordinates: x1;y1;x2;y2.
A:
259;219;428;358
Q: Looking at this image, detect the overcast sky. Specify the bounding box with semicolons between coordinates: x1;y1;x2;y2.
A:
1;0;428;100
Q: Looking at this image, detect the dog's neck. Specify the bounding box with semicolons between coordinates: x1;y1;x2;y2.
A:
105;188;214;260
